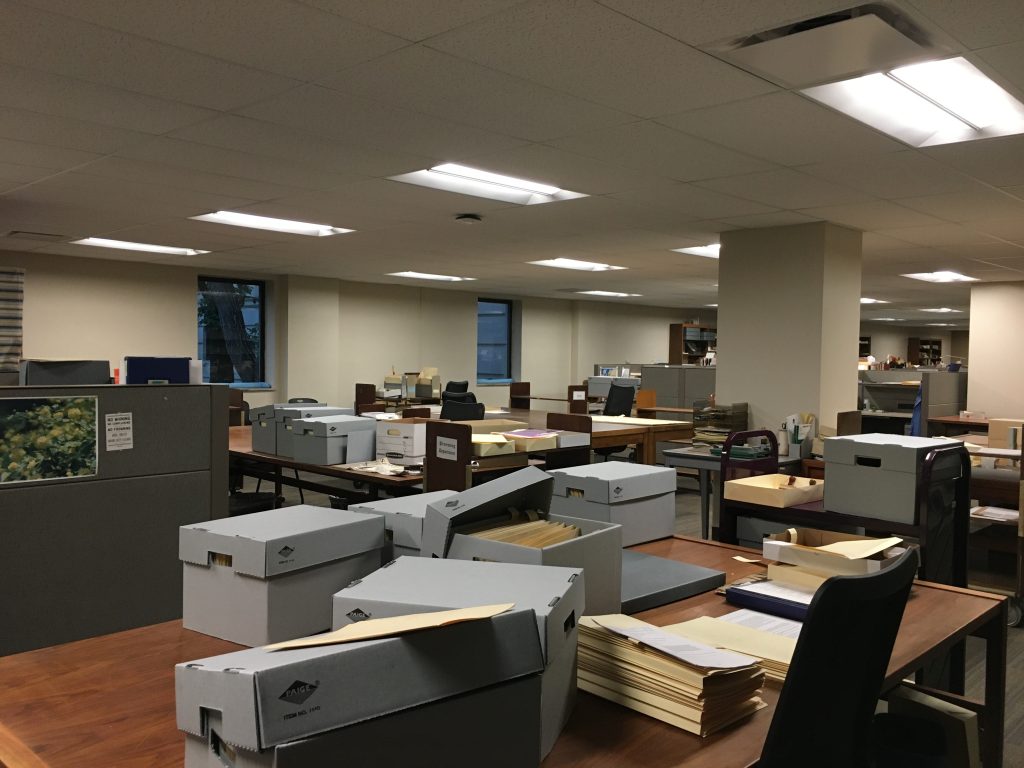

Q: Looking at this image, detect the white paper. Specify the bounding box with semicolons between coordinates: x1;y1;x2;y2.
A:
572;390;586;401
593;617;759;669
719;609;803;640
435;435;458;461
104;412;133;451
732;580;815;606
970;505;1019;522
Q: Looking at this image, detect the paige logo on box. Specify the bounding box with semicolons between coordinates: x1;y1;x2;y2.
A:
278;679;318;706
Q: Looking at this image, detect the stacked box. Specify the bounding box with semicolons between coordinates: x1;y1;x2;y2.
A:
176;610;543;764
348;490;457;557
548;463;676;546
376;418;432;465
332;557;584;758
422;467;622;614
249;403;291;455
275;406;354;458
179;506;386;646
290;414;376;465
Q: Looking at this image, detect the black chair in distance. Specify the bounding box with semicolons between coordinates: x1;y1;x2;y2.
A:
288;397;318;403
755;548;918;768
441;390;477;404
594;382;636;461
440;400;485;421
444;380;470;394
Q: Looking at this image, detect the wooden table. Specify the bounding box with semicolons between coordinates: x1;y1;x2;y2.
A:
635;405;694;418
0;537;1006;768
930;415;990;436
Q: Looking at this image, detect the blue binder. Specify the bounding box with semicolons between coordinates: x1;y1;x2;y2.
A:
724;583;810;622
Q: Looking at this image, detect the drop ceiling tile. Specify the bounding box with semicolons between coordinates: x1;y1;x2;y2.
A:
596;0;854;46
946;242;1024;259
659;92;903;165
922;134;1024;188
801;150;986;199
16;0;407;81
906;0;1024;49
167;116;430;179
548;121;774;181
610;182;777;220
976;41;1024;98
972;218;1024;244
426;0;777;118
0;138;101;171
877;223;1000;247
0;106;151;155
76;157;305;202
101;221;281;251
0;162;60;185
0;3;300;110
798;201;949;230
895;189;1024;222
298;0;528;41
321;45;634;142
969;255;1024;272
239;85;526;161
718;211;821;228
697;168;871;209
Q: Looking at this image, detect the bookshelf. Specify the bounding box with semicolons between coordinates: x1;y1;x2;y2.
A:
668;323;716;365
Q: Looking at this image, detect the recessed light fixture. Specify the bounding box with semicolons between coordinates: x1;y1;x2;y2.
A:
672;244;720;259
803;57;1024;147
72;237;209;256
860;297;889;304
387;271;476;282
902;271;977;283
576;290;642;298
389;163;586;205
921;307;960;313
873;318;903;321
529;258;626;272
191;211;354;237
706;303;719;308
927;323;956;327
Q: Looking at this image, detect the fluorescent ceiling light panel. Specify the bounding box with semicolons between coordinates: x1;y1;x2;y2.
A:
389;163;586;205
529;258;626;271
873;318;902;321
672;244;720;259
706;303;719;308
576;290;642;297
927;323;955;326
73;237;209;256
191;211;354;236
803;57;1024;147
387;271;476;282
921;307;959;313
860;297;889;304
902;270;977;283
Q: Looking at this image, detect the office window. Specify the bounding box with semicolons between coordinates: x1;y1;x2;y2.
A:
477;299;512;383
197;277;267;386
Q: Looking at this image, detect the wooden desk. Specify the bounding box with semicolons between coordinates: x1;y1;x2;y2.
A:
635;405;694;418
930;415;990;436
0;537;1005;768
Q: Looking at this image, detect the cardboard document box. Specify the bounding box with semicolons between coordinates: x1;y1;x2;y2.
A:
724;473;824;508
422;467;622;614
376;417;432;465
762;527;914;577
988;418;1024;449
471;433;516;457
290;414;376;466
184;676;541;768
348;490;456;557
249;403;291;455
275;406;354;458
331;557;584;758
498;429;559;451
179;506;386;646
549;463;676;546
175;608;543;751
824;434;962;523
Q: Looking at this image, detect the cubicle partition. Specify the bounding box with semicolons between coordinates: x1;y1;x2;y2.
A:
640;365;716;409
0;384;227;655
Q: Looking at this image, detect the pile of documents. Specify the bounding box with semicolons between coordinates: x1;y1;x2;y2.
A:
693;426;730;445
578;614;765;736
468;518;581;548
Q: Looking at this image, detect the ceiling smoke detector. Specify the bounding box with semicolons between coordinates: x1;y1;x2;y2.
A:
454;213;483;224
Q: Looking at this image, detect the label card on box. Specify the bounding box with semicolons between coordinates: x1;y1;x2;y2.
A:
436;436;458;461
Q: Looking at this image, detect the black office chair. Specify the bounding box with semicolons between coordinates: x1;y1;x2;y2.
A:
756;548;918;768
444;380;470;394
441;390;477;404
440;400;485;421
594;383;637;461
288;397;318;403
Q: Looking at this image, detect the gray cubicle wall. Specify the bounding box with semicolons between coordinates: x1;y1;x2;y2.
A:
640;365;716;409
0;384;227;655
858;370;967;417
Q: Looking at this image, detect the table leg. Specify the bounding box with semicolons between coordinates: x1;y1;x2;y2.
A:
699;469;710;540
639;435;652;464
274;466;282;508
981;601;1007;768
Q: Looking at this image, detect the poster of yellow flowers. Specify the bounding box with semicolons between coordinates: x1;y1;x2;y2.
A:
0;397;98;483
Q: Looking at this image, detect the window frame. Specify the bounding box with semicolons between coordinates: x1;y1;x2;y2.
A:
197;275;268;388
476;298;514;384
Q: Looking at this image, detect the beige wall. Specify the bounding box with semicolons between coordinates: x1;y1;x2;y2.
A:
968;282;1024;416
859;323;954;362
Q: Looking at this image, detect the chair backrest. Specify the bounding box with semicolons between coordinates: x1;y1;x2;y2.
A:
603;383;635;416
441;390;477;404
444;380;470;394
758;548;918;768
288;397;318;403
440;400;485;421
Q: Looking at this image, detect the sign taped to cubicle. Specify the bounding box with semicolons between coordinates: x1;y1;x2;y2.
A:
0;396;98;484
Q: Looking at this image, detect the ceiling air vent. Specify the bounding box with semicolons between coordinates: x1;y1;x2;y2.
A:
5;230;66;242
712;4;944;88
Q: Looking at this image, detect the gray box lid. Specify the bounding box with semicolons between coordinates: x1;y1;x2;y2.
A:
179;505;385;578
349;491;456;549
334;557;583;660
277;405;353;423
549;462;676;503
824;433;958;473
175;608;543;750
292;414;376;437
620;551;725;613
250;403;291;422
422;467;553;558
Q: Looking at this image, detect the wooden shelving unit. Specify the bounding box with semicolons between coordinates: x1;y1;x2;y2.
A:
668;323;716;365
